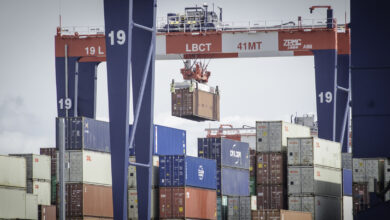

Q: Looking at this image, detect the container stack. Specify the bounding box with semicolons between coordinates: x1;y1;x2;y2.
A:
159;155;217;219
128;156;159;219
0;155;38;219
253;121;310;217
56;117;114;219
352;158;384;214
10;154;52;207
249;149;256;196
40;148;57;205
198;137;250;220
287;137;342;220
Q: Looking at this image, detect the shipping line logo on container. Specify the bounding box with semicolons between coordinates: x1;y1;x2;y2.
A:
198;165;205;181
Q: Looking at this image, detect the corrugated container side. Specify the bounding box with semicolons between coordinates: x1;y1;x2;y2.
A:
57;150;112;186
249;149;256;177
249;177;256;196
287;137;341;168
40;148;57;176
64;183;113;217
28;180;51;205
288;195;341;220
239;196;251;220
342;153;352;170
0;155;26;188
280;209;312;220
10;154;51;181
256;121;310;152
39;205;56;220
343;169;352;196
128;156;159;188
288;166;342;197
159;155;217;189
251;210;280;220
221;167;249;196
227;196;239;219
198;138;250;169
0;188;26;219
160;187;217;219
385;159;390;183
256;185;285;210
352;183;370;214
256;152;285;185
128;188;158;219
353;158;384;192
26;193;38;220
154;125;186;155
343;196;353;220
51;176;56;205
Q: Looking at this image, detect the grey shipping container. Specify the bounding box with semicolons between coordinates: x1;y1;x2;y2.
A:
239;196;251;220
385;159;390;183
128;188;158;219
198;138;250;169
227;197;239;220
287;137;341;169
217;196;228;220
128;156;159;188
288;195;341;220
256;121;310;152
342;153;352;170
352;158;384;192
288;166;342;197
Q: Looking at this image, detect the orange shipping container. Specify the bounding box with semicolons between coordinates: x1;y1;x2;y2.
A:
280;209;312;220
39;205;56;220
160;187;217;219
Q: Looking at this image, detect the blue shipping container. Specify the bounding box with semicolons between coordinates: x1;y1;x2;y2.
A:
159;155;216;189
220;167;249;196
56;117;186;155
343;169;352;196
198;138;250;169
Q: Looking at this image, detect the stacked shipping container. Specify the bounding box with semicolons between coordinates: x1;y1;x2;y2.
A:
0;155;38;219
198;137;250;219
287;137;342;220
40;148;58;205
252;121;310;218
55;116;187;219
159;155;217;219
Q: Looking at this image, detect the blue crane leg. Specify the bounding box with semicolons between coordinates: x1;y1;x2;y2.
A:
55;57;78;117
103;0;131;219
77;62;99;118
132;0;156;219
313;50;337;141
336;54;350;152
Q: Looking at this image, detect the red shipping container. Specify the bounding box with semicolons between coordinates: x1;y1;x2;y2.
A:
57;183;114;218
353;183;370;215
160;187;217;219
256;185;285;209
38;205;56;220
256;152;285;185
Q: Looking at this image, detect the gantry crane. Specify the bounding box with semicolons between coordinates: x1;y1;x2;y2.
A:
55;2;353;219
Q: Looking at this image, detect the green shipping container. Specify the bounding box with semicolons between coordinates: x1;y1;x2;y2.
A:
250;177;256;196
51;175;56;205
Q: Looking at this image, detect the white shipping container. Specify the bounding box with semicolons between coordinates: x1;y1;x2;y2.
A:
287;137;341;168
57;150;112;186
256;121;310;152
0;155;26;188
288;166;342;197
0;187;26;219
128;188;158;219
384;159;390;183
352;158;384;192
241;135;256;150
25;193;38;220
343;196;353;220
27;180;51;205
10;154;51;181
288;195;341;220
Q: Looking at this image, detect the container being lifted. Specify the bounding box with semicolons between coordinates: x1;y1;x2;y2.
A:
171;79;220;121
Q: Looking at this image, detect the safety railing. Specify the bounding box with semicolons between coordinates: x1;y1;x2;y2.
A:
59;26;105;36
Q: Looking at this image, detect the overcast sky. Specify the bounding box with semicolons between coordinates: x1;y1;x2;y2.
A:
0;0;350;156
